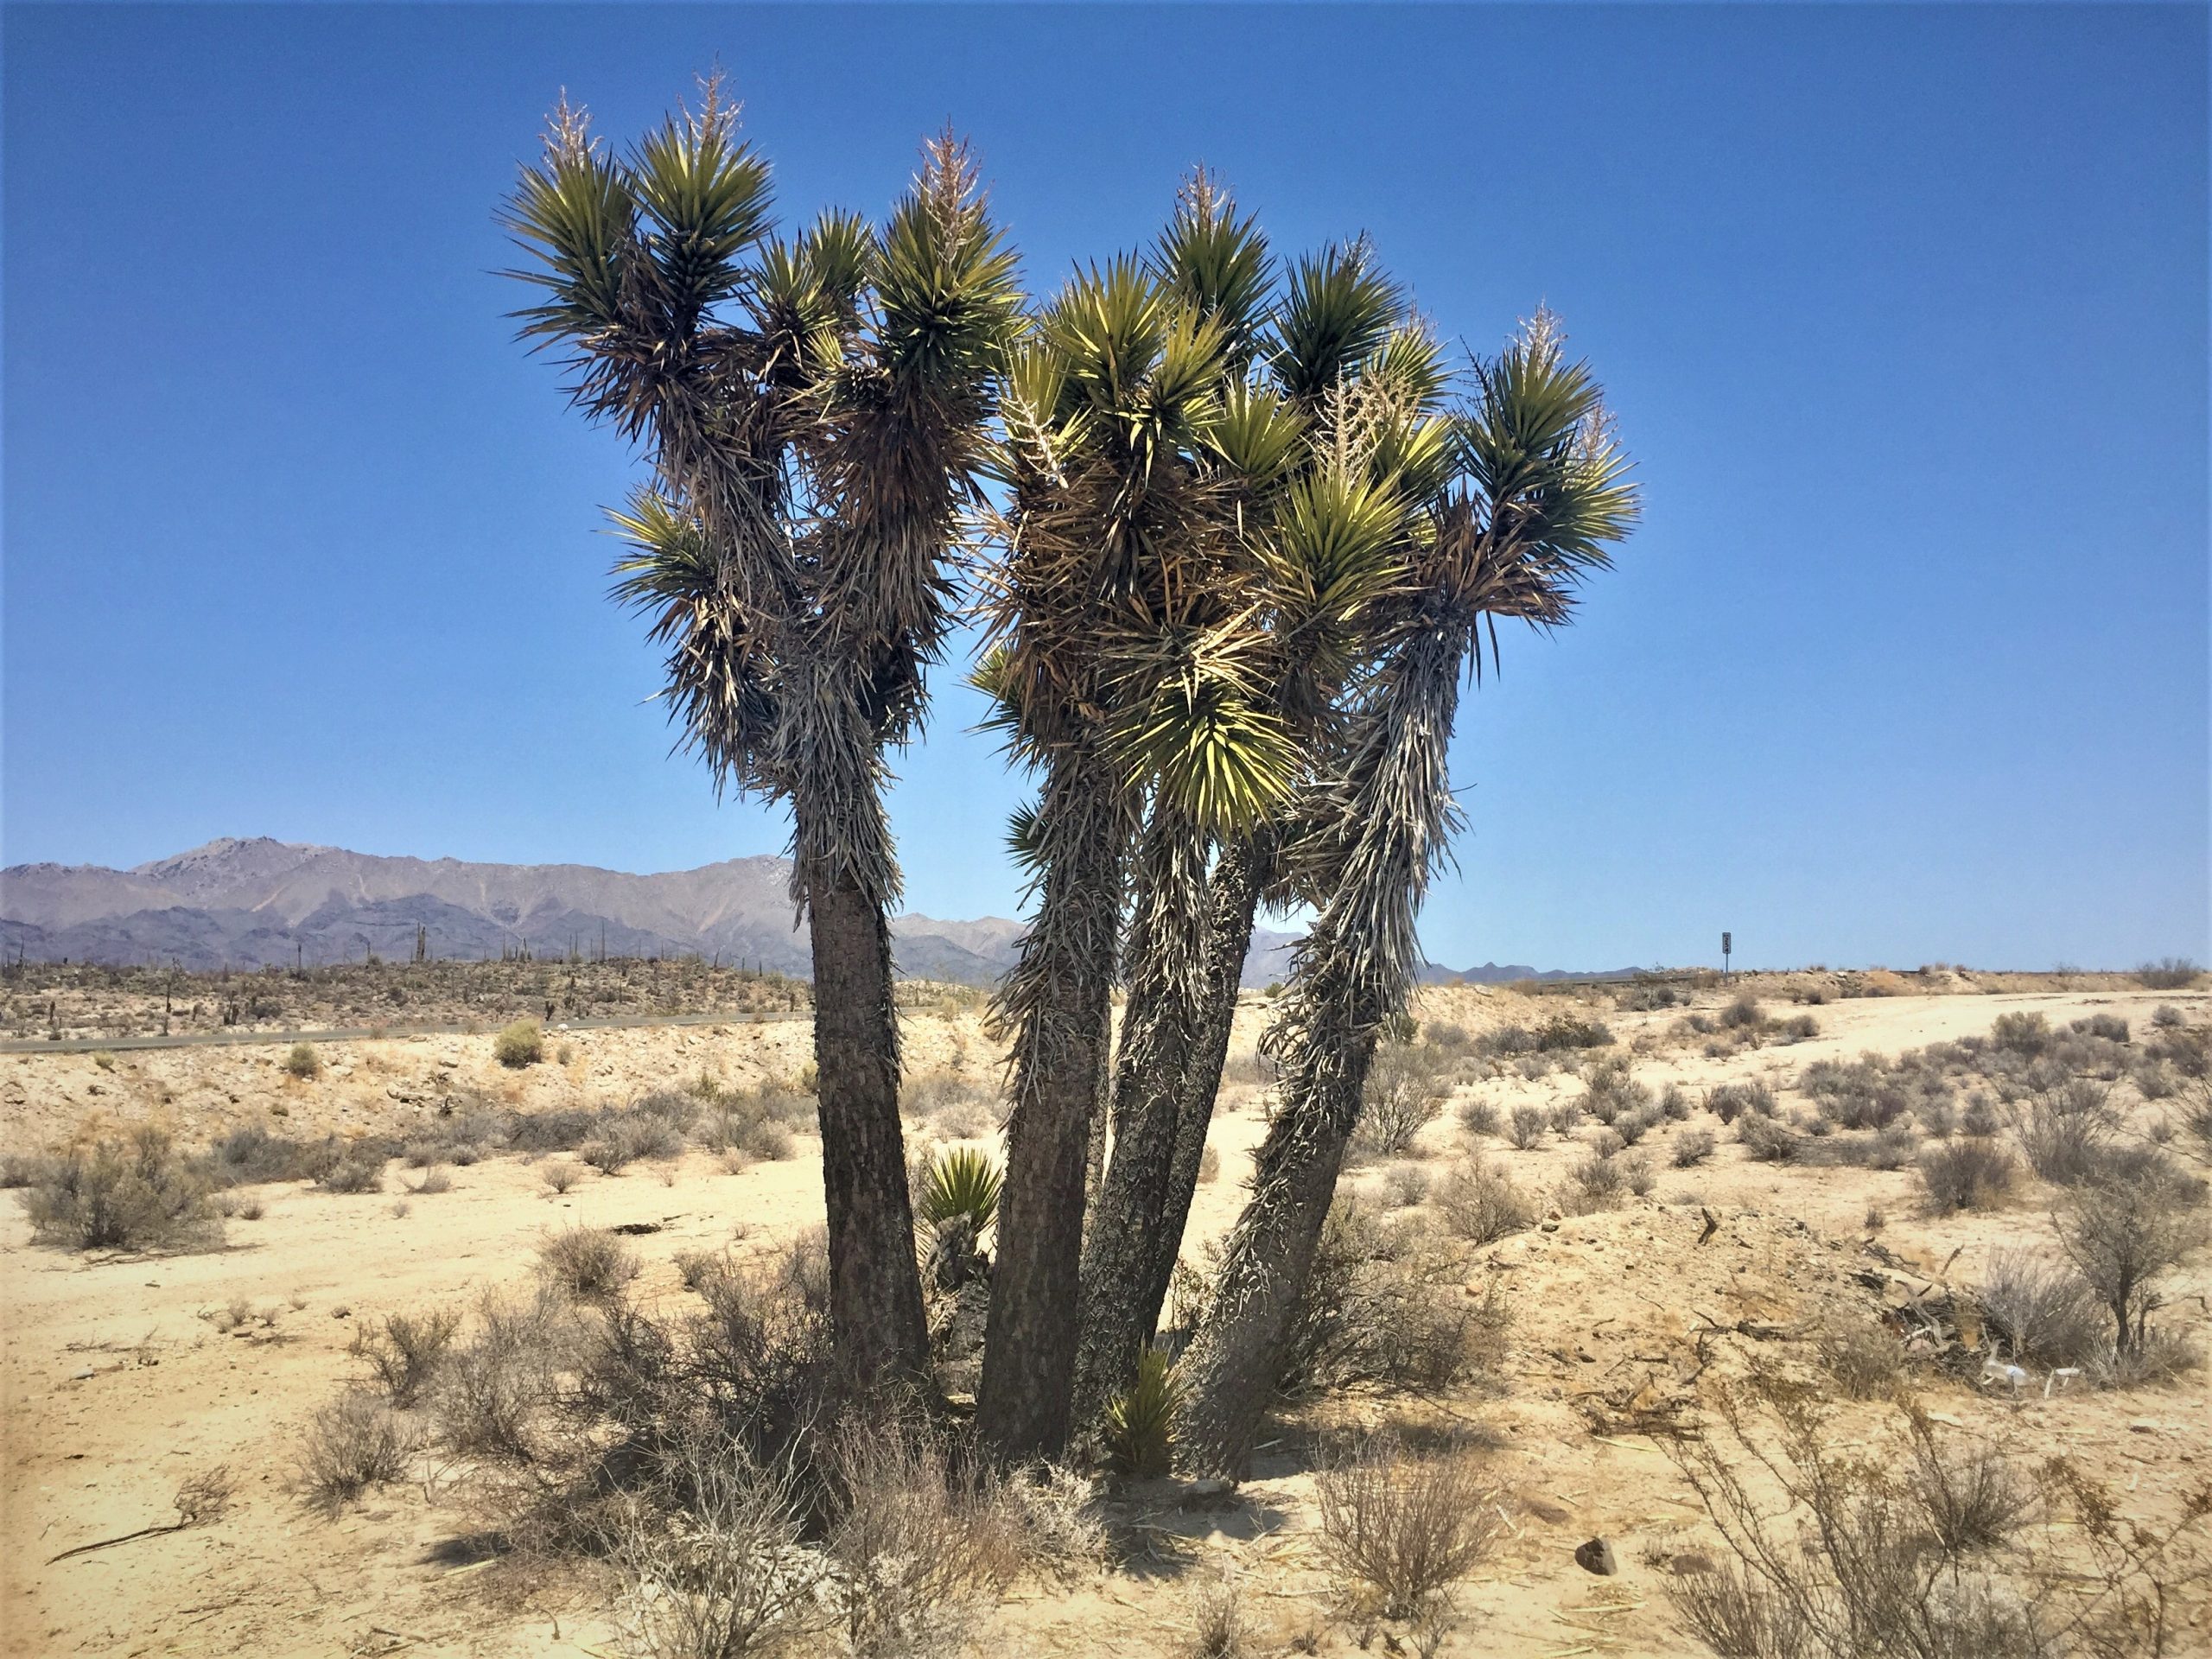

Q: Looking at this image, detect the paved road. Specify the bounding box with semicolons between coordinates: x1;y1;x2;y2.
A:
0;1007;813;1057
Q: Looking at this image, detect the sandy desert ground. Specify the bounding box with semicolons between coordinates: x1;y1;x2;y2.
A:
3;973;2208;1658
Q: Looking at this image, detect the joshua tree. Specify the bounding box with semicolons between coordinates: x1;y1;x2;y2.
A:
505;83;1020;1394
1072;225;1446;1431
1173;314;1638;1473
975;245;1304;1459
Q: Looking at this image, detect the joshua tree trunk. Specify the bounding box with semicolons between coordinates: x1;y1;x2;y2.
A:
979;753;1125;1460
1071;814;1212;1427
1137;836;1269;1343
1173;638;1460;1476
804;862;931;1396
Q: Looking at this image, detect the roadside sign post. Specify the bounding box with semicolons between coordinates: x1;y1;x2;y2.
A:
1722;931;1732;984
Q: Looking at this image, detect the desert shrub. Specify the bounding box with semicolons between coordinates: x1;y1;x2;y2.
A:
1973;1249;2106;1370
409;1166;453;1195
1101;1346;1179;1477
538;1226;641;1300
2138;958;2202;990
0;1151;53;1189
1455;1098;1500;1139
1662;1388;2180;1659
1618;981;1685;1012
1917;1139;2017;1213
582;1112;686;1174
2152;1004;2183;1030
1433;1156;1532;1243
1774;1014;1820;1044
1545;1100;1584;1136
205;1122;315;1185
300;1390;418;1506
1800;1058;1917;1131
1961;1095;2001;1137
1565;1151;1625;1211
349;1307;461;1407
541;1160;581;1194
24;1128;223;1253
1991;1011;2053;1057
1534;1013;1613;1052
1738;1116;1799;1164
823;1420;1022;1659
319;1147;387;1194
508;1105;607;1153
1620;1151;1656;1196
1381;1163;1432;1208
1614;1108;1656;1147
1506;1104;1547;1150
1815;1314;1905;1400
2073;1014;2131;1045
281;1042;322;1080
1720;995;1764;1030
430;1285;580;1465
2148;1026;2209;1081
607;1435;826;1659
1275;1202;1508;1397
1315;1438;1501;1620
1515;1052;1554;1081
1475;1022;1535;1058
636;1086;702;1135
1673;1127;1718;1167
1183;1575;1253;1659
494;1018;545;1068
1706;1080;1775;1124
1198;1144;1221;1184
2056;1161;2209;1363
2014;1079;2119;1184
1658;1082;1693;1121
2131;1060;2176;1101
1353;1039;1452;1158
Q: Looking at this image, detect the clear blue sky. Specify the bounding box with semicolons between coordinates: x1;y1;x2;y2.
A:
4;4;2206;971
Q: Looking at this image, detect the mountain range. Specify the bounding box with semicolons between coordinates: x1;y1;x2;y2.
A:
0;837;1619;988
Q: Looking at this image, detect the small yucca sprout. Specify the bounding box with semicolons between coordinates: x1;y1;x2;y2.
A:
1103;1346;1181;1477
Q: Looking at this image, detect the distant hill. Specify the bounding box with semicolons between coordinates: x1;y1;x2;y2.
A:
0;837;1623;988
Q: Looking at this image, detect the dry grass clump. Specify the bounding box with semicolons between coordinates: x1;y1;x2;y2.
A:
1315;1435;1502;1621
1183;1575;1255;1659
1669;1379;2209;1659
1917;1137;2018;1213
24;1127;223;1253
280;1041;321;1080
1813;1314;1906;1400
299;1390;420;1508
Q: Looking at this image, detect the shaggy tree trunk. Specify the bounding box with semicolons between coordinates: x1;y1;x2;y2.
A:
1168;1017;1376;1476
1071;815;1212;1428
805;868;931;1396
979;754;1125;1461
1135;838;1269;1343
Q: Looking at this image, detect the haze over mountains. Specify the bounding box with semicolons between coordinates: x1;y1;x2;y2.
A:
0;838;1614;987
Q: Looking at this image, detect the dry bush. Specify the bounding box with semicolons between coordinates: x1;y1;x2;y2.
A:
538;1226;641;1300
998;1463;1108;1582
2056;1163;2209;1368
1353;1039;1452;1160
1433;1155;1533;1243
1659;1082;1693;1121
409;1166;454;1195
1614;1107;1656;1147
1669;1380;2209;1659
583;1111;688;1173
542;1160;582;1194
1993;1011;2055;1056
1545;1100;1583;1137
280;1041;321;1080
2138;958;2202;991
1315;1437;1501;1620
1673;1127;1719;1167
608;1433;826;1659
1506;1104;1547;1150
1738;1116;1799;1164
319;1147;387;1194
1198;1144;1221;1184
1583;1057;1650;1125
823;1420;1022;1659
1918;1138;2017;1213
350;1306;461;1407
1974;1249;2111;1371
1720;995;1764;1030
1276;1203;1508;1397
1814;1314;1904;1400
1564;1150;1626;1211
1456;1098;1500;1139
1382;1163;1433;1208
1184;1575;1254;1659
431;1284;580;1465
24;1128;223;1253
1620;1151;1657;1196
300;1389;419;1507
2015;1079;2120;1184
1707;1080;1775;1124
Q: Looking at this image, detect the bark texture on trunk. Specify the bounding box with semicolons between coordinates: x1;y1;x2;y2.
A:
1167;1018;1376;1475
1071;815;1212;1429
804;869;931;1395
1137;839;1268;1344
978;754;1124;1461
